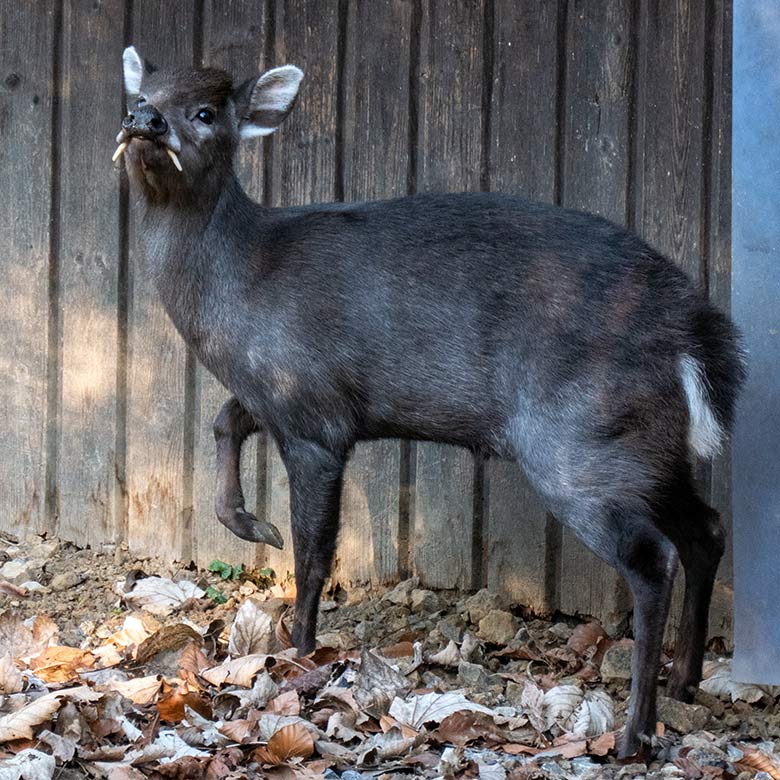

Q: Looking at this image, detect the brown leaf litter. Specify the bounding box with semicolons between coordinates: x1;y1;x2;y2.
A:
1;537;779;779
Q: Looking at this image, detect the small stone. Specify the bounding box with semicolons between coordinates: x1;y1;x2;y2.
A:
656;695;711;733
505;680;524;708
410;588;440;613
0;559;42;585
693;688;725;717
616;764;647;780
316;631;353;650
477;609;517;645
28;539;59;561
436;614;465;643
261;597;294;623
600;641;634;681
50;571;85;591
462;588;505;623
20;581;46;593
458;659;491;688
345;585;371;606
549;622;573;640
383;577;420;606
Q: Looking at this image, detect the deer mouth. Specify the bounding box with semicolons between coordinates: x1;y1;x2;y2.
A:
112;129;183;172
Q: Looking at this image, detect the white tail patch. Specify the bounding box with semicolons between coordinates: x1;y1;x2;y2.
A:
679;354;724;459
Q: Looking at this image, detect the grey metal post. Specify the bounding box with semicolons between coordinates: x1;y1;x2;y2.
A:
732;0;780;682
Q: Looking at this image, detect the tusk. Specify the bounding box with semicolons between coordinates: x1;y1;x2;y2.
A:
112;141;128;162
166;148;183;172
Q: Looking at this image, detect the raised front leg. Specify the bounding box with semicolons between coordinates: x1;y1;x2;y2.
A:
213;397;284;548
279;438;346;654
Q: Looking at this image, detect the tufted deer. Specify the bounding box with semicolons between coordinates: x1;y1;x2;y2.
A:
115;46;744;757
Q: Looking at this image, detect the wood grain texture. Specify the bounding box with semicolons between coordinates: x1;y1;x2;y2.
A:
192;0;267;571
557;0;634;630
125;2;195;559
332;0;413;586
56;0;124;549
483;0;560;611
0;2;57;537
412;0;483;590
265;0;340;581
704;0;733;582
634;0;707;284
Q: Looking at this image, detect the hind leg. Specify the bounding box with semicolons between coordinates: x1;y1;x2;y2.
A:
615;518;678;757
554;498;677;758
665;489;725;701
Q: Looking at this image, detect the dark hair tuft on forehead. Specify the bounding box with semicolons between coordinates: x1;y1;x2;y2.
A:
151;66;234;106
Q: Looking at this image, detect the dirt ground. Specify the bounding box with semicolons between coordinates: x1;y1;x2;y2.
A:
1;533;779;780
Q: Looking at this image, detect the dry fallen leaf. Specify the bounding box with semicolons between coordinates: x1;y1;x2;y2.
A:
0;580;28;598
0;695;63;742
178;641;211;688
732;743;780;779
156;683;212;723
0;653;23;694
268;690;300;716
29;646;95;684
254;722;315;765
389;691;493;730
435;710;506;747
428;639;461;668
201;653;273;688
566;622;608;656
354;648;411;719
588;730;616;756
0;612;57;663
543;685;613;737
520;681;546;734
104;674;163;705
700;658;776;703
102;613;156;654
0;748;56;779
228;599;275;656
122;577;204;616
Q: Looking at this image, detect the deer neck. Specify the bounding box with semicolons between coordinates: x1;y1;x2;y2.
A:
132;172;258;346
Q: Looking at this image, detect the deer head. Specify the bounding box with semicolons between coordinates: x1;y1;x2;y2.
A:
114;46;303;202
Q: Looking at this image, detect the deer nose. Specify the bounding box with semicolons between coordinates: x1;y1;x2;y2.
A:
122;106;168;139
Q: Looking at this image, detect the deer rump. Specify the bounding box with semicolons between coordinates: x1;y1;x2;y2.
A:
116;47;745;759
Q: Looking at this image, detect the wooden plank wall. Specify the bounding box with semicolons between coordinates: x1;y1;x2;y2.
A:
0;0;734;641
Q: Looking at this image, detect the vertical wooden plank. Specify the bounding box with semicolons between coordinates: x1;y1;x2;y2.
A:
265;0;340;582
126;2;195;559
634;0;711;645
635;0;707;284
705;0;734;645
57;0;124;549
334;0;411;586
0;3;57;537
193;1;267;571
556;0;634;630
484;0;560;611
412;0;483;589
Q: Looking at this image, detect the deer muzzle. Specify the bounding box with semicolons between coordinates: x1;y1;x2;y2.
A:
113;105;182;172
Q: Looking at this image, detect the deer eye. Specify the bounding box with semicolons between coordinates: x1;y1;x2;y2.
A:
196;108;215;125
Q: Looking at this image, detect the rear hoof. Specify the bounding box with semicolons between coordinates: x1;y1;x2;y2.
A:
666;676;696;703
617;729;651;761
217;507;285;548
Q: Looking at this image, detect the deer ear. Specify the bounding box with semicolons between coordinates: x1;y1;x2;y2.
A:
123;46;145;95
238;65;303;139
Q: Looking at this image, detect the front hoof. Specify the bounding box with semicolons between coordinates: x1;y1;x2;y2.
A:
217;507;285;548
